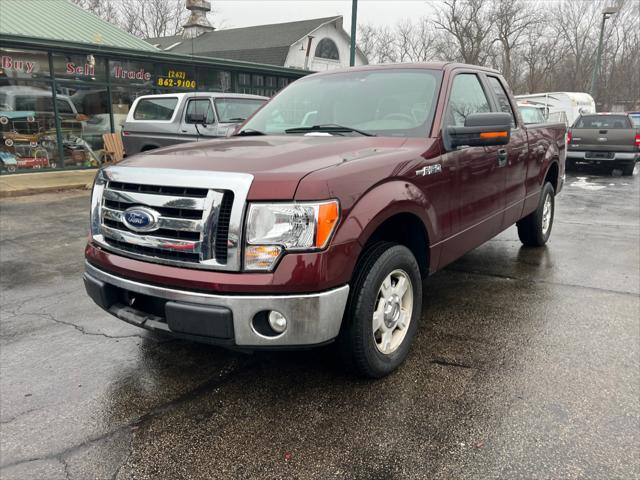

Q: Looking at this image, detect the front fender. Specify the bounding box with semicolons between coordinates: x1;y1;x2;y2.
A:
331;180;436;275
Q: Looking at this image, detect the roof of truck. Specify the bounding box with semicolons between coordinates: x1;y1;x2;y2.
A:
133;92;268;101
299;62;501;78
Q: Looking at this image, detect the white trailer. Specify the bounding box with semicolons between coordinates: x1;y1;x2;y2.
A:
514;92;596;127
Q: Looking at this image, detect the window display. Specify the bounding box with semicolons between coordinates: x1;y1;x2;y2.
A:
0;46;305;174
57;83;109;166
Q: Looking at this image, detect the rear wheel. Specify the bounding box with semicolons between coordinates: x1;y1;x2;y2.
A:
621;162;635;176
338;242;422;378
517;182;555;247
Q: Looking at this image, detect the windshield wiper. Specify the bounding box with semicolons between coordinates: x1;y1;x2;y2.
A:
284;124;375;137
226;117;246;122
234;129;265;136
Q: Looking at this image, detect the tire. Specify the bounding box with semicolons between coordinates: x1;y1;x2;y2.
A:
517;182;555;247
338;242;422;378
621;162;635;176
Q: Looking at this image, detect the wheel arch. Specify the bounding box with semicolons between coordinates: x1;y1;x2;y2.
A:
334;180;436;278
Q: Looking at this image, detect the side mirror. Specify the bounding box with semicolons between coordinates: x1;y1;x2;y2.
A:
446;112;512;149
186;112;206;125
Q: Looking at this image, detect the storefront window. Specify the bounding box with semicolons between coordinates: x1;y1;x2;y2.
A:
197;68;231;92
238;73;251;94
279;78;290;89
1;46;305;174
57;83;108;166
0;82;60;173
52;53;107;82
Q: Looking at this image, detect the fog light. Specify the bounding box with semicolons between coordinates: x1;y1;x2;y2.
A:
268;311;287;333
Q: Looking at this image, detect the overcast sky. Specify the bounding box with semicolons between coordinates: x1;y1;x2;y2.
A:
212;1;437;29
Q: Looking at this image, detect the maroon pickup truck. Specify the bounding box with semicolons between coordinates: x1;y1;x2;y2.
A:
84;63;566;377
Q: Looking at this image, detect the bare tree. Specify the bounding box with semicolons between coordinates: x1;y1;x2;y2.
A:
491;0;544;85
432;0;495;65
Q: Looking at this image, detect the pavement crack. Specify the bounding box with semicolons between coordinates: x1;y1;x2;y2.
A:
0;408;40;426
431;357;474;369
445;267;639;297
111;433;134;480
59;456;72;480
33;312;147;340
0;358;256;471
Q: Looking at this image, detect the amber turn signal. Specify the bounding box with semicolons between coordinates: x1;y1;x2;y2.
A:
479;131;508;139
316;201;340;248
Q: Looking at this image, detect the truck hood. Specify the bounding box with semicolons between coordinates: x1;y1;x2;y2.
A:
118;135;407;199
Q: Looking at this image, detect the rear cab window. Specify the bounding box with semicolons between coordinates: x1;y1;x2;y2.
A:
133;97;179;121
574;115;631;129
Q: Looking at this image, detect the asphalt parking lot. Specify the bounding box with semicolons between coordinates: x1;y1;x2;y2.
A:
1;169;638;480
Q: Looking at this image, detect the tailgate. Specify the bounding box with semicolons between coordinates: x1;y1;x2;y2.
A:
570;114;637;153
570;128;636;152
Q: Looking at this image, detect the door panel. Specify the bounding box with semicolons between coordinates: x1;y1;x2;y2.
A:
485;75;529;228
436;72;507;269
180;98;216;141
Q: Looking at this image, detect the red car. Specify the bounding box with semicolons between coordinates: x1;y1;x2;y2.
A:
84;63;566;377
16;155;49;169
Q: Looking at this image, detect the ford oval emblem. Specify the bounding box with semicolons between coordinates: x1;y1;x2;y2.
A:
122;206;160;232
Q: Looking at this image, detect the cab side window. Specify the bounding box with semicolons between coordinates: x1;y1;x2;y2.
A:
444;74;491;127
185;99;215;124
487;76;516;127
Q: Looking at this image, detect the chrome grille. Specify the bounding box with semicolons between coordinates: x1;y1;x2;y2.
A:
91;167;253;271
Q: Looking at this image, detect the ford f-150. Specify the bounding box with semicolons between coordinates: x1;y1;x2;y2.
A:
84;63;566;377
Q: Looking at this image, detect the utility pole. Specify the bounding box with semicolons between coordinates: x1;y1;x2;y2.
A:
589;6;618;102
350;0;358;67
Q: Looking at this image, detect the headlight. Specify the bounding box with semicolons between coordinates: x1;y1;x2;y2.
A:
244;200;339;271
90;169;107;239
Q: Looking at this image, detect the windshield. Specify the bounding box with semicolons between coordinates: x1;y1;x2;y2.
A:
240;69;442;137
215;98;266;123
519;106;546;124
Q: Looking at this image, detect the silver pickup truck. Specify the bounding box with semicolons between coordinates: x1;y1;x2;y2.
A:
567;113;639;176
121;92;267;155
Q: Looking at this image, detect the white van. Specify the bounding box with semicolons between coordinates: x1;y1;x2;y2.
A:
514;92;596;127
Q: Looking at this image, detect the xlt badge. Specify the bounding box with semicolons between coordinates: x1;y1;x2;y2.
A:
416;164;442;176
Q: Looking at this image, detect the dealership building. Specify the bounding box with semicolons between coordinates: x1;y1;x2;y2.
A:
0;0;309;174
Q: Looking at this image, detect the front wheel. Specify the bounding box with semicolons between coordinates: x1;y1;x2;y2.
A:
517;182;555;247
338;242;422;378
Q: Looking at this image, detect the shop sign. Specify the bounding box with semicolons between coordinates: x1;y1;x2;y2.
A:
1;55;36;74
113;65;152;81
157;69;196;89
66;62;95;77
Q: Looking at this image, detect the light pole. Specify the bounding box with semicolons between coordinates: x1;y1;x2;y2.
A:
350;0;358;67
589;6;619;101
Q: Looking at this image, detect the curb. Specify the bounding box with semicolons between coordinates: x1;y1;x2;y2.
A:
0;182;93;198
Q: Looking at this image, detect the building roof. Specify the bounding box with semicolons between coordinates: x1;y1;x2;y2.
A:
146;16;342;66
0;0;158;52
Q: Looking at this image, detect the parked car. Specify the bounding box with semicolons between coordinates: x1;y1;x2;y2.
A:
518;103;547;124
121;92;268;155
514;92;595;126
85;63;566;378
567;113;639;175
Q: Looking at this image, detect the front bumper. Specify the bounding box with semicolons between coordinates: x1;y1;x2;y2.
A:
567;151;638;161
84;262;349;348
